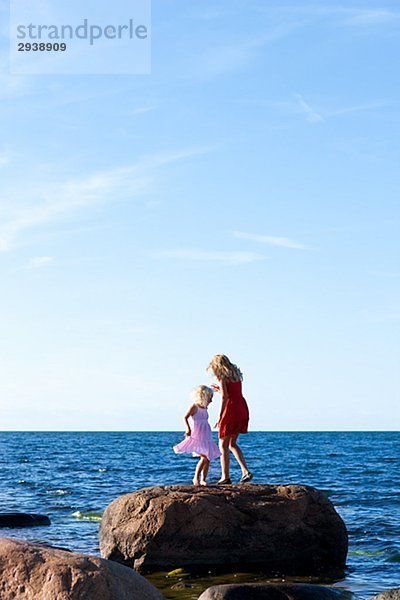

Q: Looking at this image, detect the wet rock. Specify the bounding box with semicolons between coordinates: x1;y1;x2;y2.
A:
99;484;348;574
0;538;164;600
198;583;355;600
0;513;50;527
171;581;193;590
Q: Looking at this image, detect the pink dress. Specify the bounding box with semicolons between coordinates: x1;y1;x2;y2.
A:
173;406;221;461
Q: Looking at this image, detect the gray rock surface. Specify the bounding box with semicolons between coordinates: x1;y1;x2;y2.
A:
373;590;400;600
198;583;355;600
0;537;164;600
99;484;348;573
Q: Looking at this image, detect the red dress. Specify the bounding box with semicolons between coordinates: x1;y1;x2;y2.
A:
219;380;249;438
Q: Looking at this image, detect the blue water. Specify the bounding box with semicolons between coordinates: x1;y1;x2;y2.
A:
0;432;398;597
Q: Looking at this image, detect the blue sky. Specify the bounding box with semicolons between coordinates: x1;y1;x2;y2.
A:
1;0;399;430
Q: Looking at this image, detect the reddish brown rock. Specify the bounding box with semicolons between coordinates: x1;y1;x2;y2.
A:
0;537;164;600
99;484;348;574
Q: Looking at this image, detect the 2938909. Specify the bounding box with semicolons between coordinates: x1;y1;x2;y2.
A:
18;42;67;52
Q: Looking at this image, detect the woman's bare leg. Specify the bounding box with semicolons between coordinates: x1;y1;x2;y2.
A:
219;437;230;481
229;434;249;476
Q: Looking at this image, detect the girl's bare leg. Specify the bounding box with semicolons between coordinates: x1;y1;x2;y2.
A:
229;434;249;476
219;437;230;481
200;457;210;485
193;457;206;485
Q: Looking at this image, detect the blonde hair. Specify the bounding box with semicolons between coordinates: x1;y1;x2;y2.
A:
191;385;214;408
207;354;243;382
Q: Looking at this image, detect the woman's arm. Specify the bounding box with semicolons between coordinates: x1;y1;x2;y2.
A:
219;379;228;419
214;379;228;428
183;404;197;436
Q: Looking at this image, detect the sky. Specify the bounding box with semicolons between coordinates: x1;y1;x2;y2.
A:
0;0;399;431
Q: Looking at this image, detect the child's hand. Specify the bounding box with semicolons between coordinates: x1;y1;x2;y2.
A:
185;429;191;437
213;421;220;429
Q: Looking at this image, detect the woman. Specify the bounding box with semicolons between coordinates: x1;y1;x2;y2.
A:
207;354;252;484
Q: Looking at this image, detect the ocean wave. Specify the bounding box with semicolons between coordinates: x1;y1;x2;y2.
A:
72;511;103;521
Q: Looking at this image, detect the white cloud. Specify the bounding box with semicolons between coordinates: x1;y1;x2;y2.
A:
28;256;55;269
188;9;227;21
130;105;157;116
329;102;387;117
290;94;385;124
195;25;298;79
295;94;324;123
157;249;266;265
0;147;210;252
266;5;400;28
341;9;400;26
189;4;400;29
234;231;307;250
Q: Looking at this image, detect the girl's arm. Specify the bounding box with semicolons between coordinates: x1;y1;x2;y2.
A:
184;404;197;436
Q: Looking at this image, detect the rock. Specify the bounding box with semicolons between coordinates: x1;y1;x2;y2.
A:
0;513;50;527
198;583;355;600
0;538;164;600
170;581;192;590
99;484;348;574
373;591;400;600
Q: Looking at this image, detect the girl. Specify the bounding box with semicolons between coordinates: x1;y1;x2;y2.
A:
173;385;221;486
207;354;252;484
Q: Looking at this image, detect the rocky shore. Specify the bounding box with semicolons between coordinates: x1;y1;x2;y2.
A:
0;485;397;599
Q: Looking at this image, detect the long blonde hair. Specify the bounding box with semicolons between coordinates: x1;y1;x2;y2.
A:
207;354;243;382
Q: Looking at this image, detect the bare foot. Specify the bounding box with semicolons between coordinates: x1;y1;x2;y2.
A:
193;479;200;486
200;480;208;486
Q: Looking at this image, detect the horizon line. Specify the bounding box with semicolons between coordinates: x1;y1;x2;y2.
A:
0;429;398;433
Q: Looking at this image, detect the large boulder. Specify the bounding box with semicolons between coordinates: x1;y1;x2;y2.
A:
0;538;164;600
99;484;348;574
198;583;355;600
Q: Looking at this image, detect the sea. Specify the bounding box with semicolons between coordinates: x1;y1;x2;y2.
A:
0;431;398;599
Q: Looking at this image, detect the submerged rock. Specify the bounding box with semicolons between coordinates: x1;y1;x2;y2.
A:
99;484;348;574
0;513;50;527
0;538;164;600
198;583;356;600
